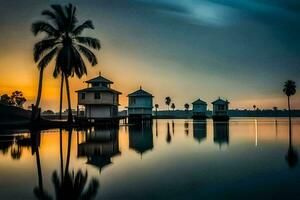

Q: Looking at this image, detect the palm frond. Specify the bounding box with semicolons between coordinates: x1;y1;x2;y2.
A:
75;36;101;50
72;20;94;35
37;47;57;69
51;4;67;30
41;9;56;20
65;3;77;32
31;21;58;36
72;47;87;78
76;45;97;66
34;38;59;62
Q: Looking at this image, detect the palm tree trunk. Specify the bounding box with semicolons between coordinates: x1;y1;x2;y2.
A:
35;67;44;108
59;73;64;120
65;76;73;123
288;96;292;146
64;129;72;176
32;67;44;121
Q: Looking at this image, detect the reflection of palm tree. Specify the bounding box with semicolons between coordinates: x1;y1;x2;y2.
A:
166;122;171;143
172;120;175;135
283;80;297;168
33;128;99;199
64;129;72;176
184;121;189;135
32;4;100;122
31;130;51;200
52;170;99;200
53;128;99;199
155;119;158;137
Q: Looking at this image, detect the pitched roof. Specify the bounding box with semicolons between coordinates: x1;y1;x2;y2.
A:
85;75;113;84
212;98;229;105
76;86;122;94
192;99;207;105
128;88;153;97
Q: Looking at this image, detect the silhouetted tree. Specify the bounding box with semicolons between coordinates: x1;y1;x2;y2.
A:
171;103;175;111
283;80;296;136
283;80;297;168
253;105;256;110
155;104;159;116
0;94;14;106
52;170;99;200
10;91;27;108
184;103;189;111
165;97;171;111
32;4;100;122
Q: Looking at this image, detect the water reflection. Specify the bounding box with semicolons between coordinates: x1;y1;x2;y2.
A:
1;119;300;199
166;122;172;144
129;123;153;157
213;122;229;148
184;121;189;135
78;127;120;172
286;120;298;168
193;120;207;143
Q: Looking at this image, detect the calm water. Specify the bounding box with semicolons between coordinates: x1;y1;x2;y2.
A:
1;118;300;200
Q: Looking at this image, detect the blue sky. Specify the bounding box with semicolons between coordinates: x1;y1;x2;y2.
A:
0;0;299;110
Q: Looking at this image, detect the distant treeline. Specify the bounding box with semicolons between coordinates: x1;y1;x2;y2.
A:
151;110;300;118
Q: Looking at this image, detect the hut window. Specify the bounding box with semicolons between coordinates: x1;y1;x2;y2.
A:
81;93;85;100
94;92;101;99
218;105;225;110
130;97;136;105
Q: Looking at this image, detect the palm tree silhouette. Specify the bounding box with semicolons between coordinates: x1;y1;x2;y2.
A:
283;80;297;168
155;104;159;116
165;97;171;111
184;103;189;111
32;4;100;122
283;80;296;136
171;103;175;111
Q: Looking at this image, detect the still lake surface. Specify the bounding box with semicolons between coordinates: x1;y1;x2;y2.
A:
0;118;300;200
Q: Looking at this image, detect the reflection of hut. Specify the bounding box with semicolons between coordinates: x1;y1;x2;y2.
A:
129;124;153;156
0;136;14;155
212;98;230;121
192;99;207;119
193;120;207;143
78;127;120;172
213;122;229;148
127;87;154;123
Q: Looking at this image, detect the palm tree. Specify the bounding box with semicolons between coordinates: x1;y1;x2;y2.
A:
184;103;189;111
155;104;159;116
171;103;175;111
165;97;171;111
283;80;296;137
32;4;100;123
283;80;297;168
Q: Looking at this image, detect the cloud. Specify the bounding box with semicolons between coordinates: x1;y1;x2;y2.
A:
134;0;300;27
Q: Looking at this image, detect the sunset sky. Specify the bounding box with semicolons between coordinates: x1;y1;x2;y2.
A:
0;0;300;111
